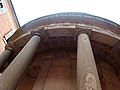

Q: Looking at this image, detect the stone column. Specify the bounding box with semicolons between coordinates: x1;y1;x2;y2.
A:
0;33;42;90
77;32;101;90
0;48;12;70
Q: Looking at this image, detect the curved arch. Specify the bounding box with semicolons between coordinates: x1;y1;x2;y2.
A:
8;12;120;49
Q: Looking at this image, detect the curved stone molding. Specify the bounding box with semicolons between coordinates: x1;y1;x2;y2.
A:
6;28;48;53
7;13;120;51
4;13;120;74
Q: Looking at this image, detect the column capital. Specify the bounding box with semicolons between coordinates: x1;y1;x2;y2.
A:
5;42;15;52
74;26;92;40
31;27;48;42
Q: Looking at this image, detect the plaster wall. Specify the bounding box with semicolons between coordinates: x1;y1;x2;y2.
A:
0;0;19;54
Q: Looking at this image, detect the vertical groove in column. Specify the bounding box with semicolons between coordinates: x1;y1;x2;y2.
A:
0;35;41;90
77;33;101;90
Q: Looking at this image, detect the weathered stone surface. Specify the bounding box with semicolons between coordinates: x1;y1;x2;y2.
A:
0;35;41;90
85;73;97;90
77;33;101;90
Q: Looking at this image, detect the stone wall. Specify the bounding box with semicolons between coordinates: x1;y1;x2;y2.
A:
16;50;120;90
17;50;77;90
98;61;120;90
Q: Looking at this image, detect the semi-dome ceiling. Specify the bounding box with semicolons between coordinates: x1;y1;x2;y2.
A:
7;12;120;76
8;12;120;46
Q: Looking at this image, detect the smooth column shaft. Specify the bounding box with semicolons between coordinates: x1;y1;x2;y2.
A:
0;50;12;69
0;35;41;90
77;33;101;90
